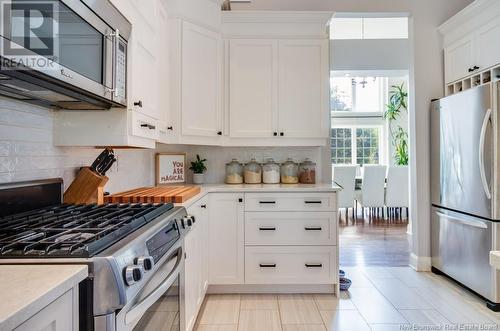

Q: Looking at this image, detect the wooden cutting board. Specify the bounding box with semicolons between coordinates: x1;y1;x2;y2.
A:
104;186;201;204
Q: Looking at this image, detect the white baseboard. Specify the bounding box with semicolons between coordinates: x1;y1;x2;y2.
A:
409;253;431;271
208;284;336;294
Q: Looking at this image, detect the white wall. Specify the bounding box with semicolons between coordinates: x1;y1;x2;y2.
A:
332;39;410;71
231;0;474;270
0;97;155;193
156;145;323;184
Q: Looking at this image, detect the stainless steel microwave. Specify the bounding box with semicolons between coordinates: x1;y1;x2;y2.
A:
0;0;131;110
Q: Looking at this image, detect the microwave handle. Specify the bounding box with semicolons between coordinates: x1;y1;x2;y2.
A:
112;29;120;98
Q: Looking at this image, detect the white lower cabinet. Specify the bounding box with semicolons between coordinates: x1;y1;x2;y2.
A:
207;193;245;285
245;246;336;285
184;196;209;331
14;289;77;331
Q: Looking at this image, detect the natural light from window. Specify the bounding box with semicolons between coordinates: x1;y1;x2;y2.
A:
330;17;409;40
331;76;387;114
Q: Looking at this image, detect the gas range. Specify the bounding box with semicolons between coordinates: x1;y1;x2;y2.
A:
0;179;194;331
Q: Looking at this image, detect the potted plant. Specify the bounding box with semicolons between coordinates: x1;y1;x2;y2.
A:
384;83;409;165
189;154;207;184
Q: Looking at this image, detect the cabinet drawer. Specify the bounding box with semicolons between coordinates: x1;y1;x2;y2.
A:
245;212;336;245
245;193;335;211
245;246;336;284
130;111;159;140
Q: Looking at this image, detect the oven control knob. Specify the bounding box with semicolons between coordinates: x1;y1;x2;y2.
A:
135;256;154;271
186;217;193;227
190;215;196;224
180;218;185;229
124;265;143;286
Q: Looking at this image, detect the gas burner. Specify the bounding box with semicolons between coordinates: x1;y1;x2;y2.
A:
0;203;174;258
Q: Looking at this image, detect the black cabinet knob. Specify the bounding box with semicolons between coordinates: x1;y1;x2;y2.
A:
238;198;243;203
280;132;284;136
167;126;173;130
273;132;278;136
217;131;223;135
468;68;474;73
473;66;480;71
200;204;207;208
134;100;143;107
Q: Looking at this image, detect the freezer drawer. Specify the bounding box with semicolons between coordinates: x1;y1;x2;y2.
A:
431;207;496;301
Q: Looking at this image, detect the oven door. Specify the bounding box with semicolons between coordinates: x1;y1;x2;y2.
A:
116;247;183;331
0;0;127;106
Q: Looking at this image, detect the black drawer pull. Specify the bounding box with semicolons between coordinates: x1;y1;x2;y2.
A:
200;204;207;209
305;201;322;204
304;227;322;231
140;123;156;130
259;263;276;268
259;201;276;204
134;100;143;107
305;263;323;268
259;227;276;231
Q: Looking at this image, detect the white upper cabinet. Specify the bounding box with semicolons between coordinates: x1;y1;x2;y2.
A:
476;18;500;72
229;39;278;138
444;35;475;85
181;22;223;137
440;0;500;84
278;39;329;138
223;11;333;144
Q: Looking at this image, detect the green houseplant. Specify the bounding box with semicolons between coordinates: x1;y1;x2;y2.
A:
384;83;409;166
189;154;207;184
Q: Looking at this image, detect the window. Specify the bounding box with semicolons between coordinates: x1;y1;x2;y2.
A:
331;76;387;114
331;127;382;165
330;17;408;40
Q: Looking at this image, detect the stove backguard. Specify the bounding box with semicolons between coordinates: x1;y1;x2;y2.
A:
0;178;63;217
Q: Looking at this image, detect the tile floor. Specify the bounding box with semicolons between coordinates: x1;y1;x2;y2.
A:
194;267;500;331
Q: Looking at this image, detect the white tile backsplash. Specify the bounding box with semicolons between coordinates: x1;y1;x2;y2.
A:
1;97;328;193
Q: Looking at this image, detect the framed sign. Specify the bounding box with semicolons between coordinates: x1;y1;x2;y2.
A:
156;153;186;185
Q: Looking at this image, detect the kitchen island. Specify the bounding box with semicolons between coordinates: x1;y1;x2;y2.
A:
0;264;87;331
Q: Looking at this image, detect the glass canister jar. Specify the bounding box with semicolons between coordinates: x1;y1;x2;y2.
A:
225;159;243;184
262;158;280;184
280;158;299;184
299;158;316;184
244;158;262;184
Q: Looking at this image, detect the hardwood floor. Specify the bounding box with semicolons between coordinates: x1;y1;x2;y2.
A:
194;267;500;331
339;208;410;267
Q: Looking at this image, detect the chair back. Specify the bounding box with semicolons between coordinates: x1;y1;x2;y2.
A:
333;165;357;208
385;165;409;207
361;165;387;207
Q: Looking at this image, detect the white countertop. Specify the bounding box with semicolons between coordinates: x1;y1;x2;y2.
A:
176;183;342;208
0;264;88;330
490;251;500;270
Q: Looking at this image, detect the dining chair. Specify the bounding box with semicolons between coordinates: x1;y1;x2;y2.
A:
359;165;387;219
333;165;357;220
385;165;409;219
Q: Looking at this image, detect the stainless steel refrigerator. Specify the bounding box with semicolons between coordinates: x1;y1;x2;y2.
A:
431;82;500;311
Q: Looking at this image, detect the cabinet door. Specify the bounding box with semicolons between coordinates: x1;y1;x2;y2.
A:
181;22;222;137
476;18;500;72
15;290;75;331
183;220;199;331
278;40;329;138
208;193;244;284
157;4;172;141
228;39;278;137
444;35;475;84
128;0;161;121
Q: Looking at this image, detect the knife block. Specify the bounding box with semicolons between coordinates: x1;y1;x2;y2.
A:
63;167;108;205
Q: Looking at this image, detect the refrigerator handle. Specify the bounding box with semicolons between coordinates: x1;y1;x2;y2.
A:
435;211;488;229
479;108;492;200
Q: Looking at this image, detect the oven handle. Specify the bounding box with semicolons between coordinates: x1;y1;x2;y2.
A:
125;247;182;325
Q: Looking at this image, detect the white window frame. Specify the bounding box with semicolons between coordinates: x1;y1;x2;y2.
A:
331;74;388;118
332;119;388;167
